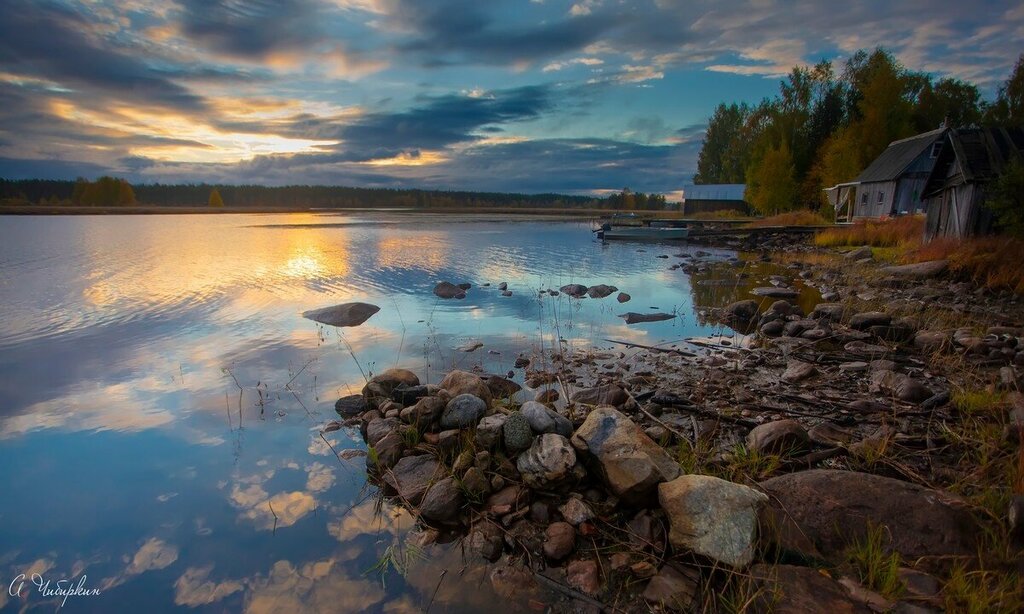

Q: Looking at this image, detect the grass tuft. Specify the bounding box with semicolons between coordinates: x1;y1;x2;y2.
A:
845;523;905;600
748;210;830;227
942;563;1024;614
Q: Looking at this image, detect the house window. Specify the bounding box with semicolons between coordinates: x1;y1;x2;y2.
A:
930;142;942;158
861;193;868;206
877;191;885;205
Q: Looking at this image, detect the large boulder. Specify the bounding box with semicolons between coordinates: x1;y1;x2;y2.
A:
419;477;464;522
362;368;420;409
439;370;493;406
658;475;768;567
383;455;441;505
571;407;682;504
516;434;582;490
302;302;380;327
759;470;982;564
521;401;573;436
440;393;487;429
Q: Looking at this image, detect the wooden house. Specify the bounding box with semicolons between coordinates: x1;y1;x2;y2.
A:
922;127;1024;240
681;184;750;216
826;127;946;221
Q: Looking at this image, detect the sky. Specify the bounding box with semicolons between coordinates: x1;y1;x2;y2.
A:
0;0;1021;196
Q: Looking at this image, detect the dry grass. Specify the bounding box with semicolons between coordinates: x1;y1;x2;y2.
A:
814;215;925;248
905;236;1024;295
747;210;831;227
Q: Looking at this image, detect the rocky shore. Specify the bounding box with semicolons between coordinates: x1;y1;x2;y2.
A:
326;239;1024;613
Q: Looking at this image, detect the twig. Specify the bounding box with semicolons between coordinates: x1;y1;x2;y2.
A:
637;405;693;443
531;571;622;613
424;568;447;613
602;338;697;357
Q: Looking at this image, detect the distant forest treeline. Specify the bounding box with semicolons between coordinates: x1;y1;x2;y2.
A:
0;178;631;209
694;48;1024;216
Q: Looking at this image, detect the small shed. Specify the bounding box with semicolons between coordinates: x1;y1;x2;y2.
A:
922;127;1024;240
681;184;750;216
847;127;947;219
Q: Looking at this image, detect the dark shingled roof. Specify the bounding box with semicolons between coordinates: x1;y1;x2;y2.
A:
922;127;1024;197
855;127;946;183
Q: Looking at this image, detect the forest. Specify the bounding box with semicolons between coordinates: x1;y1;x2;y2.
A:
0;178;605;210
694;48;1024;216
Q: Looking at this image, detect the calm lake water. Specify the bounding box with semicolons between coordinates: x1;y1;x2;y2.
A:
0;212;805;613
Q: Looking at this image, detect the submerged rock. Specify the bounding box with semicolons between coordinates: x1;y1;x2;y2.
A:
587;284;617;298
658;474;768;567
302;302;380;327
571;406;681;504
619;311;676;324
616;292;631;303
559;283;589;297
433;281;467;299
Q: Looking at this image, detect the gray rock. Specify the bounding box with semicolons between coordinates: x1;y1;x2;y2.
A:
419;477;464;521
543;522;576;560
811;302;849;321
475;414;508;449
571;406;681;504
383;455;441;505
390;383;430;406
881;260;948;279
845;246;873;260
914;331;951;352
400;395;446;425
502;411;534;452
433;281;466;299
366;416;399;446
462;466;490;499
619;311;676;324
498;282;508;291
369;431;404;471
746;419;810;456
335;394;368;417
751;286;800;298
521;401;572;436
516;434;581;490
440;394;487;429
658;475;768;567
303;301;380;327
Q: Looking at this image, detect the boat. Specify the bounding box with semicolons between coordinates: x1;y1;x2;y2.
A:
594;213;689;240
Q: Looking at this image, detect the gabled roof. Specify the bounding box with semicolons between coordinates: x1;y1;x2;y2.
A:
855;127;946;183
682;184;746;201
922;127;1024;197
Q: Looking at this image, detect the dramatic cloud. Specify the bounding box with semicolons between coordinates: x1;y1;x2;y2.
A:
0;0;1020;193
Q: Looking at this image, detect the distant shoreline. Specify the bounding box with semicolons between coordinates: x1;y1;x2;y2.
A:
0;204;689;218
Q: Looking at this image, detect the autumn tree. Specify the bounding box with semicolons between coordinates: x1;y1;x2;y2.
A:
984;54;1024;127
208;188;224;207
745;141;798;215
986;157;1024;236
